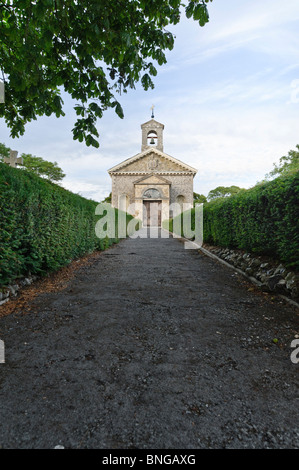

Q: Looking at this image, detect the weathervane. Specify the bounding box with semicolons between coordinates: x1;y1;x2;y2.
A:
151;104;155;119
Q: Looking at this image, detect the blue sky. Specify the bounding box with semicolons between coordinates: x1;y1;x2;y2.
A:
1;0;299;200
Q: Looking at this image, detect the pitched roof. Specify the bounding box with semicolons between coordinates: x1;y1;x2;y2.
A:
141;118;164;128
107;147;197;174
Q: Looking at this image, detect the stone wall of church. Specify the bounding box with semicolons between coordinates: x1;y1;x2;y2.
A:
111;174;138;213
167;174;194;206
111;172;194;214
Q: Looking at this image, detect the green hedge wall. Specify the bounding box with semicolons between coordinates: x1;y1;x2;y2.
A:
0;164;134;287
167;173;299;269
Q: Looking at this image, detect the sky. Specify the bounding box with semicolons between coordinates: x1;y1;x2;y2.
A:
1;0;299;201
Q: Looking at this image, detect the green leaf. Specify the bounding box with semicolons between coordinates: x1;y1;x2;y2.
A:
115;102;124;119
0;0;211;147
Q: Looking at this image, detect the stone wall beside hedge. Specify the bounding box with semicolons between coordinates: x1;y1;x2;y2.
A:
203;244;298;301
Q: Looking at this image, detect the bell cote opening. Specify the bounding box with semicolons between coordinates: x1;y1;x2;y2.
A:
147;131;158;147
141;118;164;152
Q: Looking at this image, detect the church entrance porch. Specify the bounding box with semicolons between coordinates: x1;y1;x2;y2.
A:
143;200;162;227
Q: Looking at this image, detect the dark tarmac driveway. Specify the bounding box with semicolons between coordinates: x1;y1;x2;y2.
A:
0;229;298;449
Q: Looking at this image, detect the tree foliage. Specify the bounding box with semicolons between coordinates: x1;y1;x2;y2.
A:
207;185;244;201
267;144;299;179
0;141;10;160
21;153;66;182
0;0;212;147
0;141;65;181
102;192;112;204
193;192;207;205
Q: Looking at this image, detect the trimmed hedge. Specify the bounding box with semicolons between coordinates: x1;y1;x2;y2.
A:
167;173;299;269
0;164;134;287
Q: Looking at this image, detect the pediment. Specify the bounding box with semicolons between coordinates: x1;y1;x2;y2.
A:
133;174;171;185
141;118;164;129
108;148;197;174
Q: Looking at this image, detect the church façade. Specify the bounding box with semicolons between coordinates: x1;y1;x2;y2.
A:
108;117;197;227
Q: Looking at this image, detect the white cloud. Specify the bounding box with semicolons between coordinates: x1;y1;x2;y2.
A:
206;0;299;42
62;178;110;202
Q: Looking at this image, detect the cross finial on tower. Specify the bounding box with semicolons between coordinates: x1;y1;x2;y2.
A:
151;104;155;119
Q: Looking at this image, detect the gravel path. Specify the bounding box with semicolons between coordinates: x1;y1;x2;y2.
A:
0;229;298;449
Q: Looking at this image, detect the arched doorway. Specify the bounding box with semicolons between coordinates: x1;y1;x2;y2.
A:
143;188;162;227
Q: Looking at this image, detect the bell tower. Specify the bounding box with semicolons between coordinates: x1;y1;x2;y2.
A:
141;106;164;152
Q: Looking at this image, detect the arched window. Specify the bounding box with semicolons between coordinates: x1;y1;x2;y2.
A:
119;194;129;212
143;188;161;199
175;195;185;214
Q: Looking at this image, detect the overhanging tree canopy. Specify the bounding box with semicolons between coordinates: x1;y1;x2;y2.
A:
0;0;212;147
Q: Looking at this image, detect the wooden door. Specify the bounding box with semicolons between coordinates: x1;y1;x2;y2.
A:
143;201;150;227
143;201;162;227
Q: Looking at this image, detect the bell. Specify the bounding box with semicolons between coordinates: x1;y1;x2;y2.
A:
150;138;155;145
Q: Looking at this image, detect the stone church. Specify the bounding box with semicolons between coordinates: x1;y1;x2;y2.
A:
108;117;197;227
